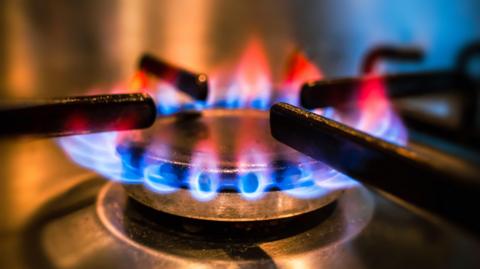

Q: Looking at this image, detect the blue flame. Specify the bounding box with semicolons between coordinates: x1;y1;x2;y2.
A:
189;172;220;201
144;164;180;194
59;52;407;202
59;83;405;203
60;82;406;201
238;172;268;200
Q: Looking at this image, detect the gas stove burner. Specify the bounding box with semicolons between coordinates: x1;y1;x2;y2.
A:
58;46;406;222
117;109;347;221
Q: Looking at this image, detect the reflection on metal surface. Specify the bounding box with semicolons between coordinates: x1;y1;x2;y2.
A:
159;0;212;70
0;138;92;232
4;0;37;98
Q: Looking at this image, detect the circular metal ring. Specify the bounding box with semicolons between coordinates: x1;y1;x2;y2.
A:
124;184;343;221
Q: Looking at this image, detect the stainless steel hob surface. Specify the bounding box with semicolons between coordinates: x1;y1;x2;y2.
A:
1;138;480;269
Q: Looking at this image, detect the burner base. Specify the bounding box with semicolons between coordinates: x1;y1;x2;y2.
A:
124;183;343;221
96;182;374;267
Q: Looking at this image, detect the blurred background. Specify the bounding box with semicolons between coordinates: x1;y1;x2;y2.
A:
1;0;479;99
1;1;480;267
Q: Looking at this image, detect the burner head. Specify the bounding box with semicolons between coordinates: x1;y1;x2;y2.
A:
125;185;342;221
118;109;349;221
